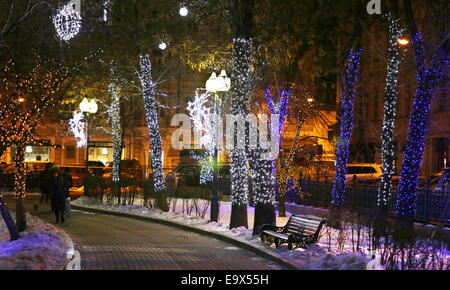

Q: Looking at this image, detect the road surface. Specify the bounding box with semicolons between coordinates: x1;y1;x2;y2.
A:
9;196;283;270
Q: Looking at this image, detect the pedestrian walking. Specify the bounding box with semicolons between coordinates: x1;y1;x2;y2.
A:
39;163;52;203
61;167;72;219
49;166;68;224
61;167;73;192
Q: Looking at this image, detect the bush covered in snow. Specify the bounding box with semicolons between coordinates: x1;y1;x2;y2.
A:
0;214;71;270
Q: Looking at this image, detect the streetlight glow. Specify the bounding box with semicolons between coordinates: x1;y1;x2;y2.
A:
398;38;409;45
205;70;230;93
179;6;188;17
158;41;167;50
205;72;218;93
80;97;98;114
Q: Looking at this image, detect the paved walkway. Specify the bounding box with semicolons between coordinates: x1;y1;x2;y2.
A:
6;196;283;270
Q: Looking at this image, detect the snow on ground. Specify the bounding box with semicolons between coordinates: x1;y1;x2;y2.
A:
1;191;41;197
0;213;71;270
72;196;372;269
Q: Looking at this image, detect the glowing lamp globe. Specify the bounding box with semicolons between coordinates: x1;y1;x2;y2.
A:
158;42;167;50
179;7;188;17
217;70;231;92
80;98;98;114
89;99;98;113
79;98;90;112
205;72;218;93
206;71;230;93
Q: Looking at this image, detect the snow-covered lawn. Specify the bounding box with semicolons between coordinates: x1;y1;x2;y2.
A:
72;196;371;269
0;213;72;270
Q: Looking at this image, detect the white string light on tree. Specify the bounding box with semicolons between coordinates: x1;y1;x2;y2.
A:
378;14;405;208
139;54;166;193
230;37;253;211
107;83;122;182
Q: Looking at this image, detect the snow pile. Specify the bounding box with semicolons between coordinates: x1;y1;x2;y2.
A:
73;196;372;269
0;214;70;270
307;252;369;270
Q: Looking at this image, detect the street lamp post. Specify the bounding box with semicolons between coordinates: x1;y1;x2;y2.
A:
206;70;230;222
80;97;98;177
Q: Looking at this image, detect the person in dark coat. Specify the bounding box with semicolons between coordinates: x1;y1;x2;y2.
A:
39;163;53;203
49;166;68;224
61;167;73;196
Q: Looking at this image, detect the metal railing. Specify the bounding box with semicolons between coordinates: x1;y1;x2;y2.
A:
280;179;450;226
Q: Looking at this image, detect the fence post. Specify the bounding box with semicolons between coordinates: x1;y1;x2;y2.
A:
424;179;429;224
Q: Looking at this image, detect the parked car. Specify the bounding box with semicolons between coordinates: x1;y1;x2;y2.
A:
165;163;232;195
66;165;106;187
103;159;144;181
345;163;382;183
166;164;201;187
418;168;450;192
435;168;450;192
120;159;144;179
0;162;15;174
87;161;106;167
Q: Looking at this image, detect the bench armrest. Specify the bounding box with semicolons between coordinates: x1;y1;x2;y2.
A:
260;224;283;233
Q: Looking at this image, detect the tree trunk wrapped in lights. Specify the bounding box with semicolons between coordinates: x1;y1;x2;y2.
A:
331;48;362;208
0;184;20;240
249;145;276;235
229;37;253;229
0;49;94;232
108;83;122;198
394;32;447;230
265;88;289;218
376;14;403;234
14;145;27;231
138;54;168;211
393;0;448;234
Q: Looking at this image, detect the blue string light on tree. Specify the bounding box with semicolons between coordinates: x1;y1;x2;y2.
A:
394;32;448;218
331;48;362;207
259;87;289;192
266;88;289;147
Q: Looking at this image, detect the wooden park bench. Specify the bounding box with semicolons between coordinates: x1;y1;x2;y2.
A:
260;215;327;250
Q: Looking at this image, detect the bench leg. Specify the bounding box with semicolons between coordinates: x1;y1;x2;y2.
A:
288;241;293;251
260;233;266;243
275;238;280;248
